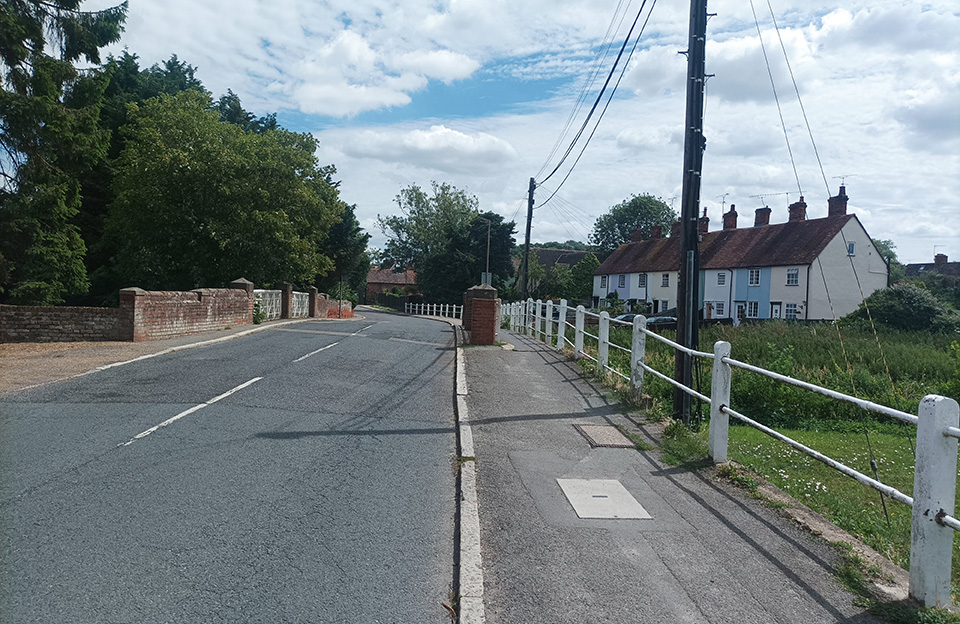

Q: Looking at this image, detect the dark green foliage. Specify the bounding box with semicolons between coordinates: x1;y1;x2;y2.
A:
316;203;371;297
105;91;341;290
589;194;676;255
844;282;959;334
0;0;127;304
569;253;600;301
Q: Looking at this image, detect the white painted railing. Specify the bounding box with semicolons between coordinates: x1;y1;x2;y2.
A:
291;291;309;319
503;297;959;609
405;302;463;320
254;289;282;320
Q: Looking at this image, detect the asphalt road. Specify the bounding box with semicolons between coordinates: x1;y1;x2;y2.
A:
0;311;456;623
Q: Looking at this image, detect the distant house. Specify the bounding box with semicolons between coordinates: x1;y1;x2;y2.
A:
905;254;960;277
512;248;591;275
364;266;417;303
593;187;888;321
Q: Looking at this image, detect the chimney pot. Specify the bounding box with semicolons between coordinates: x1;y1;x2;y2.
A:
698;209;710;234
828;184;849;216
788;197;807;222
671;219;682;238
630;225;643;243
650;225;662;239
754;206;771;227
723;204;738;230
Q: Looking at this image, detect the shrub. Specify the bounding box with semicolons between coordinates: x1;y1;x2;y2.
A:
844;283;958;333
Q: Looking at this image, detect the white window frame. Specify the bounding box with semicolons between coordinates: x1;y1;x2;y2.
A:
785;303;797;319
661;273;670;287
717;273;726;286
746;301;759;318
659;299;669;313
714;301;725;317
847;241;856;256
600;275;607;289
748;269;760;286
618;274;626;289
638;273;647;288
786;268;799;286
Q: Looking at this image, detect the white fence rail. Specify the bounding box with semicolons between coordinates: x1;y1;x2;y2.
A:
254;290;282;321
405;302;463;319
503;297;959;609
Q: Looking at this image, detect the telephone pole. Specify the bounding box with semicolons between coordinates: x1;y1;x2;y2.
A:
674;0;708;424
520;177;536;300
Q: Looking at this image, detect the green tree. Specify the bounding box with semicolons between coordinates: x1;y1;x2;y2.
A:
316;203;371;298
378;182;515;302
844;283;958;333
0;0;127;304
105;90;341;290
872;238;904;283
570;252;600;301
589;194;675;255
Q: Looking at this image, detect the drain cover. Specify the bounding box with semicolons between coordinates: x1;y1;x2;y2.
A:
557;479;651;519
573;424;635;448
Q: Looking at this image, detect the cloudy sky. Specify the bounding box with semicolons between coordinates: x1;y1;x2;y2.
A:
100;0;958;264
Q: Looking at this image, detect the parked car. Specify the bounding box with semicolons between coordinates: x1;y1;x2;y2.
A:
613;313;636;323
646;315;677;325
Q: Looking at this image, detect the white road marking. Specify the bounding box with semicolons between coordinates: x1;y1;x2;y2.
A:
351;324;375;336
388;337;446;347
119;377;262;446
293;342;339;362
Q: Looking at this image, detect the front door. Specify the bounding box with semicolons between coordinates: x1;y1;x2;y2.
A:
771;302;782;319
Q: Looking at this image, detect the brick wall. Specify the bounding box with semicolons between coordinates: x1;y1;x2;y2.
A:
327;300;354;319
0;305;125;342
470;298;500;345
122;287;253;342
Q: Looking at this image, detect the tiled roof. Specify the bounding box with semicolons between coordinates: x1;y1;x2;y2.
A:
905;262;960;277
366;266;417;285
532;248;590;268
596;215;856;275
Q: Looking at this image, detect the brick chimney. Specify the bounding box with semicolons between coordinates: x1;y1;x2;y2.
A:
698;208;709;234
722;204;738;230
650;225;662;239
631;225;643;243
935;253;948;265
788;196;807;222
754;206;771;227
828;185;848;217
671;219;681;238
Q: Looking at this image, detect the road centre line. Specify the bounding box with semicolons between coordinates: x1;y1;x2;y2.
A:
351;324;375;336
293;342;339;362
119;377;262;446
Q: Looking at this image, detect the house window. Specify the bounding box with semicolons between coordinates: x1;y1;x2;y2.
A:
847;241;856;256
600;275;607;289
714;301;725;317
619;274;626;289
748;269;760;286
659;299;669;313
786;268;799;286
661;273;670;287
638;274;647;288
747;301;759;318
717;273;726;286
785;303;797;319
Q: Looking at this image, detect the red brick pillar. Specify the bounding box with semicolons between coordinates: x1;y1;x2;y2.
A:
464;284;497;332
280;282;293;319
118;287;147;342
470;297;501;345
230;278;255;323
307;286;319;318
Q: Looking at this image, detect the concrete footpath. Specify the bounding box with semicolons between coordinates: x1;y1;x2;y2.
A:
461;330;884;624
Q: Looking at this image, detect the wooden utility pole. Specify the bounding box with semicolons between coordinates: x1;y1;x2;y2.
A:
674;0;708;424
520;177;535;300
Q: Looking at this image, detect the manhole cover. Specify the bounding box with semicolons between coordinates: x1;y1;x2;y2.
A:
557;479;651;519
573;424;634;448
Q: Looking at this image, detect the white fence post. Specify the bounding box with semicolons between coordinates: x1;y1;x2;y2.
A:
630;315;646;402
598;311;609;375
545;301;554;344
526;298;534;336
709;341;732;463
556;299;567;351
575;305;585;358
535;299;544;340
909;395;959;608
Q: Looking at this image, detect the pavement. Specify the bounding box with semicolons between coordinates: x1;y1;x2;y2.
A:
460;329;889;624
